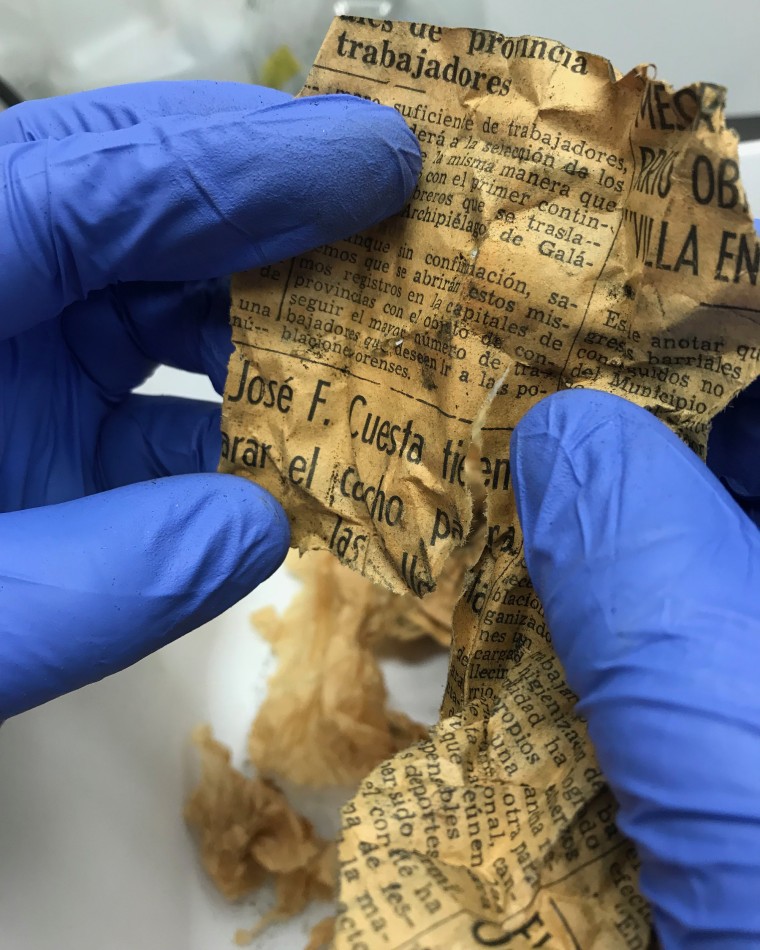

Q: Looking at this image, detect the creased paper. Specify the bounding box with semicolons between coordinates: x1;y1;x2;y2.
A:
219;18;760;948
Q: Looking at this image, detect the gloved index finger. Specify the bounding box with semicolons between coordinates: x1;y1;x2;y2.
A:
0;94;421;340
0;80;290;145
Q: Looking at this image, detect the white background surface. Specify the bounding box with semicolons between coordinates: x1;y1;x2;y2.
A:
0;3;758;945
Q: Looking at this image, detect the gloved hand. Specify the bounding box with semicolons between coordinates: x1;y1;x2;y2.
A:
706;218;760;523
0;81;420;719
511;389;760;948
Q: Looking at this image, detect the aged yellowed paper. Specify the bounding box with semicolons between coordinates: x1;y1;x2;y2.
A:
219;18;760;948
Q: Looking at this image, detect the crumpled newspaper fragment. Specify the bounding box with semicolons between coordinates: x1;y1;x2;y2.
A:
205;17;760;949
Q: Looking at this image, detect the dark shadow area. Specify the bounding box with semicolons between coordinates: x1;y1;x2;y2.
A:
729;115;760;140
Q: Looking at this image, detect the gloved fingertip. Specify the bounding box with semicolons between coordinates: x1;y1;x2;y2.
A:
315;94;422;188
510;389;643;570
0;474;291;716
210;474;290;588
263;94;422;236
754;217;760;236
356;98;423;201
510;388;758;693
509;400;562;549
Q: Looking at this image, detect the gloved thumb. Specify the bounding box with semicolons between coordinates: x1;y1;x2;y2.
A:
0;474;288;718
511;390;760;948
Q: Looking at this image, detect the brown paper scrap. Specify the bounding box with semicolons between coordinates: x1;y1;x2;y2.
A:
306;916;337;950
219;18;760;948
184;725;336;941
249;550;429;787
186;543;464;945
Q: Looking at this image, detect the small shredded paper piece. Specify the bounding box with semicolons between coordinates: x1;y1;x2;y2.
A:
248;550;430;788
185;725;336;941
191;17;760;949
306;916;337;950
185;547;455;943
248;534;482;788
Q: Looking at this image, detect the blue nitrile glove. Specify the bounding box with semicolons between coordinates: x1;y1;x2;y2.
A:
512;390;760;948
0;81;420;719
705;218;760;525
